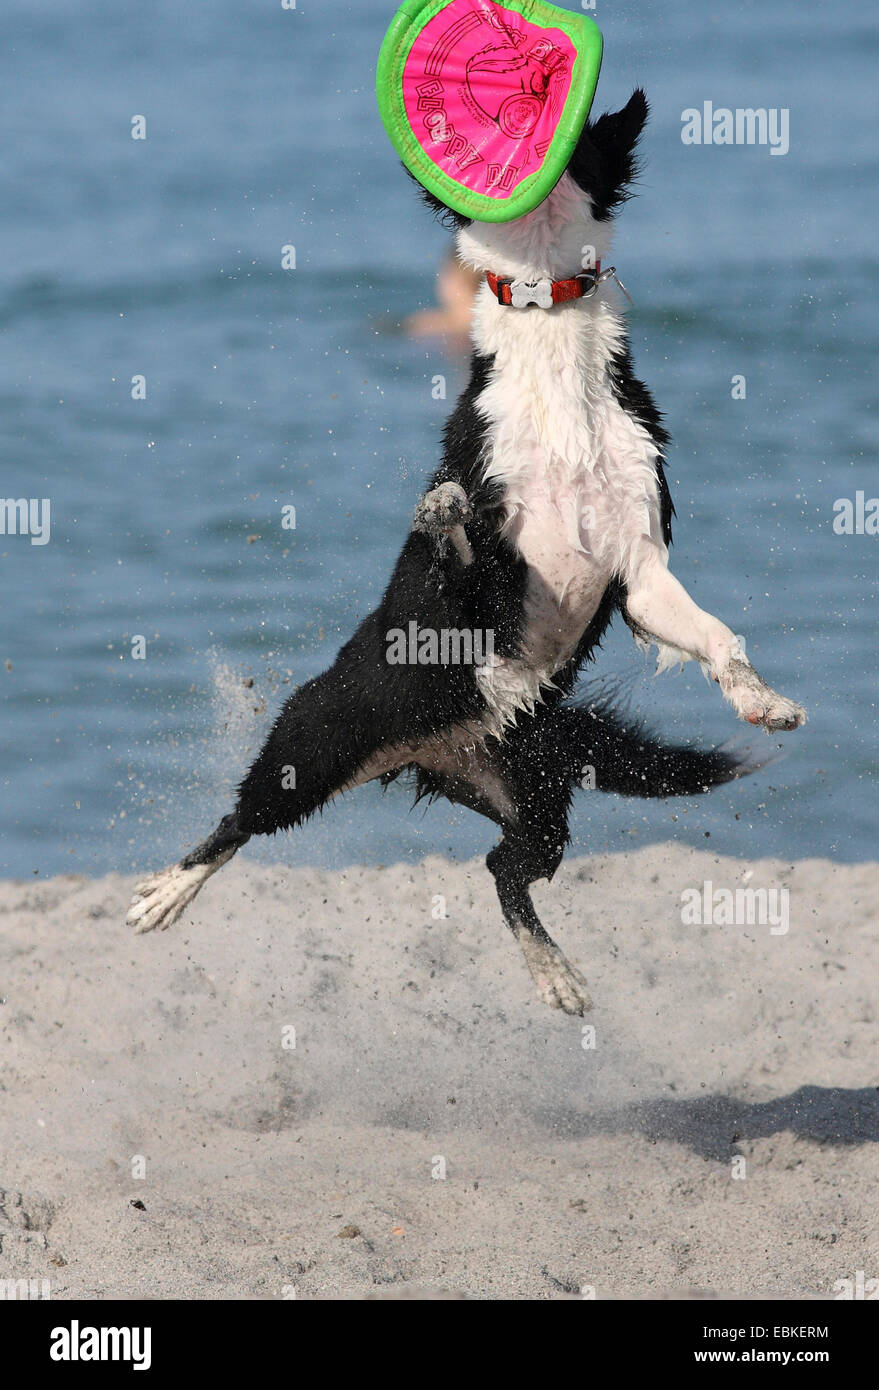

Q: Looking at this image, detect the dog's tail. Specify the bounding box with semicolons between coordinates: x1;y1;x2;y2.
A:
558;692;770;799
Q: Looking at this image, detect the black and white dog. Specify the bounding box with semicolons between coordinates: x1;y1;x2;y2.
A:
127;90;805;1014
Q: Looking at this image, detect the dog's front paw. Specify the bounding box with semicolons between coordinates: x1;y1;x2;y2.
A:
742;692;807;733
720;658;806;733
413;481;471;535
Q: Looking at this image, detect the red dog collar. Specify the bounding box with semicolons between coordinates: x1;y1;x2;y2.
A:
486;262;623;308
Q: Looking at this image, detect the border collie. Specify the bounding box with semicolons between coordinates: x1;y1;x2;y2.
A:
126;89;805;1015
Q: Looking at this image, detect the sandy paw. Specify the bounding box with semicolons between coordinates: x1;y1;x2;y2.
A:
518;935;593;1015
126;862;213;934
721;658;806;733
413;481;471;535
742;691;807;732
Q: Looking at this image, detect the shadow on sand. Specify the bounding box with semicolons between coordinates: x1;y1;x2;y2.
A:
539;1085;879;1160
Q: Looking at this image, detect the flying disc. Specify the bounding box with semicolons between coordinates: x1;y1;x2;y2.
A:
377;0;603;222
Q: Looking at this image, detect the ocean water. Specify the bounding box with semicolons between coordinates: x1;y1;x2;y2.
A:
0;0;876;880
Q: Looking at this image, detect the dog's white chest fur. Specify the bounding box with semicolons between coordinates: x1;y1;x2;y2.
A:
457;175;666;726
468;284;664;718
480;311;662;640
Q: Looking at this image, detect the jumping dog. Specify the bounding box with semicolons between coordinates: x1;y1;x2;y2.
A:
126;90;805;1014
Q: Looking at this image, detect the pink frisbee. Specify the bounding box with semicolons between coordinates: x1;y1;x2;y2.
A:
377;0;603;222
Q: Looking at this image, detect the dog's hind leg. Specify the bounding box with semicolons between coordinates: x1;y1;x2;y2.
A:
127;606;486;933
480;716;592;1016
126;811;250;934
402;710;590;1015
487;831;592;1016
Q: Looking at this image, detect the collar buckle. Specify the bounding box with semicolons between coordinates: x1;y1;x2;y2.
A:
579;265;634;304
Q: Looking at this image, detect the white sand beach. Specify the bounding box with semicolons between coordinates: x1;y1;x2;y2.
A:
1;844;876;1299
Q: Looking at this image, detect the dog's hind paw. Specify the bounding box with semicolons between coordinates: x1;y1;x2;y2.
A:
517;934;593;1015
126;861;214;934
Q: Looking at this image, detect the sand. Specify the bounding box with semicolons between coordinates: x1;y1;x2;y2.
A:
1;843;877;1300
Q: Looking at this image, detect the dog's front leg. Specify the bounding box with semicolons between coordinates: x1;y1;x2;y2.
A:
413;480;473;566
623;540;806;732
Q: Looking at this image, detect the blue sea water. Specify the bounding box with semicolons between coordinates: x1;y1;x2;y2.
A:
0;0;876;879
